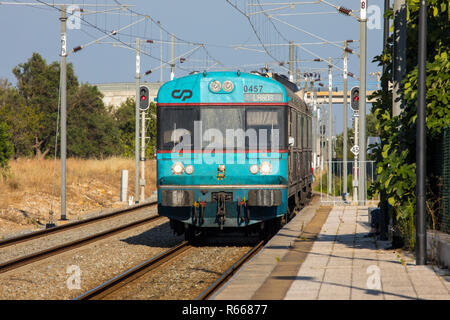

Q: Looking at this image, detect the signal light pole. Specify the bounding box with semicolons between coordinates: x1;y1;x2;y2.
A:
351;87;360;203
139;85;150;202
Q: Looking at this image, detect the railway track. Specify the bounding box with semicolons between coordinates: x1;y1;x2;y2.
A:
75;241;192;300
0;201;161;274
0;200;157;249
75;240;264;300
195;240;264;300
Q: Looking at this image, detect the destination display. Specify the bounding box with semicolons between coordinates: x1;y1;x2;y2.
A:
243;93;283;102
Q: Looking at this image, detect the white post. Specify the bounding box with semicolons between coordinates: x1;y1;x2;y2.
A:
120;170;128;202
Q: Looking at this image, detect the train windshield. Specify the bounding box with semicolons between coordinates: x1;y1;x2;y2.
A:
157;106;286;151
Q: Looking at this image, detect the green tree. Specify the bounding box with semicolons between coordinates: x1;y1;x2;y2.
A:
0;121;14;172
11;52;78;158
114;99;157;158
369;0;449;248
67;83;121;158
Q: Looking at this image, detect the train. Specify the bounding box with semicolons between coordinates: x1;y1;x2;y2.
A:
155;70;312;241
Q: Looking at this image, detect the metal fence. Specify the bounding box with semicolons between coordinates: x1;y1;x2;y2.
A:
314;160;378;205
441;126;450;233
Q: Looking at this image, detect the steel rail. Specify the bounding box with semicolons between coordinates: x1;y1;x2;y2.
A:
195;240;265;300
0;214;163;274
0;200;157;248
74;241;191;300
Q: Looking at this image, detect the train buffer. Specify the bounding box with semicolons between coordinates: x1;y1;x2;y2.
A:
211;205;450;300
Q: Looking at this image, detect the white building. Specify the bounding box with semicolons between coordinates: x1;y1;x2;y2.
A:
94;82;163;109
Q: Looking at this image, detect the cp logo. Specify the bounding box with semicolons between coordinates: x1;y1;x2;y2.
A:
171;89;193;101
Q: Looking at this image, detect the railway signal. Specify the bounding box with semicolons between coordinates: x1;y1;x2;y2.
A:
139;86;149;110
350;86;360;111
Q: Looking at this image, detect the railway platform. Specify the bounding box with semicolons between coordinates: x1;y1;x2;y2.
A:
211;204;450;300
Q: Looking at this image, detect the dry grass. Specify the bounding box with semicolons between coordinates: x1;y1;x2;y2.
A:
0;157;156;237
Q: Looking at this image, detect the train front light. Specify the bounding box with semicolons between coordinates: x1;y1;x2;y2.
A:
209;80;221;93
185;165;194;175
259;162;272;175
249;164;259;174
172;162;184;175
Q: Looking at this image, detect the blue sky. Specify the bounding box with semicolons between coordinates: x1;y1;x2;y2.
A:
0;0;387;134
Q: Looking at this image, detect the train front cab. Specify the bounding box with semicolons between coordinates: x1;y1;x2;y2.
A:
155;71;309;238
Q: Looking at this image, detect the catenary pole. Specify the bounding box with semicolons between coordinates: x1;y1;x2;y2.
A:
170;34;175;80
343;40;348;196
135;38;140;203
59;5;67;220
416;0;427;265
289;40;294;82
358;0;367;205
328;57;332;195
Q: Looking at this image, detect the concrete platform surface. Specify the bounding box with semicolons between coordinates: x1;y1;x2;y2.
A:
212;205;450;300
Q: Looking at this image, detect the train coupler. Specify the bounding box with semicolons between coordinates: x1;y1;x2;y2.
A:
212;192;232;230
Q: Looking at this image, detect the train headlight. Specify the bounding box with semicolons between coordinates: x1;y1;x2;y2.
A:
260;162;272;175
185;165;194;175
209;80;221;93
172;162;184;175
249;164;259;174
222;80;234;92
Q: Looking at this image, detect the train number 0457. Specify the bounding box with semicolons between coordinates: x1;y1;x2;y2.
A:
243;85;263;93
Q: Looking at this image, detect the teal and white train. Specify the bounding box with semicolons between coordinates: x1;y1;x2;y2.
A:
156;71;312;241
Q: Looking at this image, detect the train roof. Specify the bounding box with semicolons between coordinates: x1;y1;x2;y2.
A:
156;71;310;114
156;71;286;104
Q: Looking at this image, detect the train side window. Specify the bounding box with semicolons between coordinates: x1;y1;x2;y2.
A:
300;115;304;149
303;114;307;148
308;117;311;148
306;117;309;148
291;111;297;147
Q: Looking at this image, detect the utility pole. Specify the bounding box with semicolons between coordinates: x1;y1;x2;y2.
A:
158;21;163;83
296;68;301;88
393;0;406;117
328;57;333;195
289;40;294;82
59;5;67;220
416;0;427;265
135;38;141;203
343;40;349;197
170;34;175;80
358;0;367;205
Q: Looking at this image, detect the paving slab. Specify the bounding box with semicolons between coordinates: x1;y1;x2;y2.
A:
284;206;450;300
212;203;450;300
